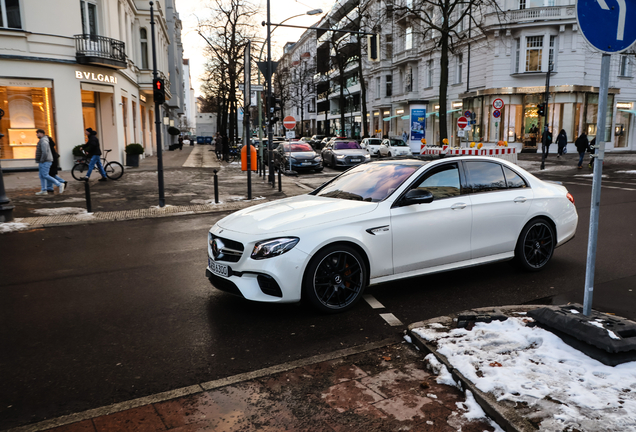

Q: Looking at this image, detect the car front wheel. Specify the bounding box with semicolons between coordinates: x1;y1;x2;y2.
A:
515;218;555;271
303;245;367;313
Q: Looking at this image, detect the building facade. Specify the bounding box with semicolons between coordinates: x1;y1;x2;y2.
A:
364;0;636;153
0;0;185;171
180;58;196;136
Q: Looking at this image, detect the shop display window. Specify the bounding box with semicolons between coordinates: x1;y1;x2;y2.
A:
585;93;614;142
0;85;56;160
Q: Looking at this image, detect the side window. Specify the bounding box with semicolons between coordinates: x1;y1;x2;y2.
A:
414;163;461;199
465;161;507;193
503;166;528;189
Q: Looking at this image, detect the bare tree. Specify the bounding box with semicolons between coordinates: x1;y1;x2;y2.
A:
197;0;259;142
288;56;317;136
393;0;502;141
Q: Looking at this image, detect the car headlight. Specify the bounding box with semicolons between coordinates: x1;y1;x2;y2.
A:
251;237;300;260
364;154;371;159
314;155;321;161
336;154;346;159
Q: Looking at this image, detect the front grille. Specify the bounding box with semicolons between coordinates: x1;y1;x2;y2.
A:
211;234;244;263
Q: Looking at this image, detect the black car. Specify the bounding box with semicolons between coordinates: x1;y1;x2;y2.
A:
275;142;323;172
309;135;326;149
262;140;285;166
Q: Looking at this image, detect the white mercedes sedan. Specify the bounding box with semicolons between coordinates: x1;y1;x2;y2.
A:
207;157;578;313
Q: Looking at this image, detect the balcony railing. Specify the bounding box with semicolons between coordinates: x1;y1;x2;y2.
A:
75;34;127;69
487;5;575;25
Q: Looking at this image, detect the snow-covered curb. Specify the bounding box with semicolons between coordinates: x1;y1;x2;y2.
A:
0;221;30;234
411;316;636;432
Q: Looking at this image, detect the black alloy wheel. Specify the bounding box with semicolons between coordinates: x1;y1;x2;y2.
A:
515;218;555;271
303;245;367;313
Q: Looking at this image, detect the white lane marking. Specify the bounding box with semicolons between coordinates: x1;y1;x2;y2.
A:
380;313;404;326
363;294;385;309
563;181;636;191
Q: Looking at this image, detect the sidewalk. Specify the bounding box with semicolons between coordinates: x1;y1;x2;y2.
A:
1;145;308;231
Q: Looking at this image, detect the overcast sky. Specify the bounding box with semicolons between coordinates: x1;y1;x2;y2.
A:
176;0;335;98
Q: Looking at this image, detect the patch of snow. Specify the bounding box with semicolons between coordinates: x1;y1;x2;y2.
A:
589;321;604;329
427;393;437;399
33;207;87;216
57;197;88;203
616;170;636;174
251;196;266;201
190;199;224;205
403;335;412;344
425;353;459;389
150;205;174;209
427;322;447;329
575;174;608;178
413;318;636;431
569;309;580;314
607;330;620;340
0;222;30;234
513;311;527;315
456;390;486;421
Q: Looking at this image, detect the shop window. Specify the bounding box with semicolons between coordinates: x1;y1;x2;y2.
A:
585;93;614;142
620;55;632;77
140;28;149;69
525;36;543;72
0;0;22;29
0;84;56;160
386;75;392;97
80;0;98;37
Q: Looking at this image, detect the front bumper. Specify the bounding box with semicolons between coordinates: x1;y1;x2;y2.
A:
206;228;310;303
290;160;322;170
334;157;368;166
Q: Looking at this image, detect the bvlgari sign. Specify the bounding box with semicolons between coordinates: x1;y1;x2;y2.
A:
75;71;118;84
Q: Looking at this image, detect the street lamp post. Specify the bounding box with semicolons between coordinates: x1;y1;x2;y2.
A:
263;7;322;184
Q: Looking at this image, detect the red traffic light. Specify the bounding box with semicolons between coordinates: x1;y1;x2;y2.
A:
155;81;161;90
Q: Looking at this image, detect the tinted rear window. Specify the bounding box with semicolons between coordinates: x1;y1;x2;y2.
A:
465;161;507;193
283;143;313;152
367;139;382;145
334;142;362;150
503;166;528;189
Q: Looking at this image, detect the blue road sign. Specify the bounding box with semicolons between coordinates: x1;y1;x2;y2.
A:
577;0;636;53
464;110;472;118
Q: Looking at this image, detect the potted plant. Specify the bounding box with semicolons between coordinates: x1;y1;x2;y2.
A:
72;145;85;160
125;143;144;167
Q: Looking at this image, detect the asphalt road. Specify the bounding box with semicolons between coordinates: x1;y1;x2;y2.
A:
1;169;635;430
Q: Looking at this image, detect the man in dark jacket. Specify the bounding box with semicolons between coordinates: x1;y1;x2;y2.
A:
575;133;588;169
541;128;553;157
81;128;108;181
556;129;567;157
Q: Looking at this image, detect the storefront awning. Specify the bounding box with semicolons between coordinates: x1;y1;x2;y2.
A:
619;109;636;116
426;109;461;118
382;115;400;121
401;115;410;120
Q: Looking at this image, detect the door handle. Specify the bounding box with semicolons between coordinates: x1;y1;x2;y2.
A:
451;203;467;210
514;197;527;203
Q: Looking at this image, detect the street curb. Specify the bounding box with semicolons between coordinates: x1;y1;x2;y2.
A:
4;338;398;432
407;305;542;432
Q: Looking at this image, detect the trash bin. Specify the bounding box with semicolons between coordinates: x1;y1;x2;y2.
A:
241;144;257;171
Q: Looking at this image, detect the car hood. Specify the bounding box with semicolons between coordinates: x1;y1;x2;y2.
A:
289;151;317;158
217;195;378;235
332;149;367;156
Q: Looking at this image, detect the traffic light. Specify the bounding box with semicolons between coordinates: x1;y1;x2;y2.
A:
267;95;281;124
153;78;166;105
367;34;379;61
537;103;545;116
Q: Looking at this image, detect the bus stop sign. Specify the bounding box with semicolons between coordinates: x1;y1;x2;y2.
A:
577;0;636;53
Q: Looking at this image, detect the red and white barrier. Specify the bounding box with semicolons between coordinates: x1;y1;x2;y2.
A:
419;145;518;163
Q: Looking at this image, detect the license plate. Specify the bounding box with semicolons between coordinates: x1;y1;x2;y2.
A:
208;256;229;277
301;162;311;166
351;159;361;162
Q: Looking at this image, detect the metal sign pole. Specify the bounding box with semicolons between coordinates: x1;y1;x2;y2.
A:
583;53;610;316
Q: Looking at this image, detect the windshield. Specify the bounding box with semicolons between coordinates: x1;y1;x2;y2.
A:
315;162;423;202
367;139;383;145
334;141;361;150
390;139;408;146
283;143;313;152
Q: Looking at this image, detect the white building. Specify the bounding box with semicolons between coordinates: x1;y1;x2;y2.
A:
180;58;196;136
364;0;636;152
0;0;185;171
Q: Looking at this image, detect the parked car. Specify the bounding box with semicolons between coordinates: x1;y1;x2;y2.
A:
310;135;326;149
318;137;332;150
360;138;384;156
379;138;413;157
299;137;313;144
321;140;370;168
262;140;285;166
206;157;578;312
274;142;323;173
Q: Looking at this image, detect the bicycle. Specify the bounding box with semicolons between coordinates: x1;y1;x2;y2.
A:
71;149;124;181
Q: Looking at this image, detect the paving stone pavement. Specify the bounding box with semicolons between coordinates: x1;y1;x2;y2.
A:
15;342;497;432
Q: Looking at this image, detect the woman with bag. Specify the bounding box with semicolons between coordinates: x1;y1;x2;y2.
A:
46;135;67;192
556;129;567;158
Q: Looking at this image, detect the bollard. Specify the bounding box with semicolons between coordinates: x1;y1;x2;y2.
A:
213;169;219;204
83;179;92;213
278;169;282;192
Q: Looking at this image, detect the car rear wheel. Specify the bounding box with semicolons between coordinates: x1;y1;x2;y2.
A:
387;152;392;157
303;245;367;313
515;218;555;271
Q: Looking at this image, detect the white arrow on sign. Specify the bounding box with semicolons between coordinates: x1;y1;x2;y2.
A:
597;0;626;41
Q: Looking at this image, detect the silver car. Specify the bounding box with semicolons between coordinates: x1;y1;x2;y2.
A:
321;140;371;168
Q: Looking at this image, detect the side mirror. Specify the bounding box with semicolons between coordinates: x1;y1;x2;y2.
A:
401;189;434;206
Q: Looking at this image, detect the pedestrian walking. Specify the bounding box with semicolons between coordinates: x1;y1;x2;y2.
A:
402;130;408;143
46;135;68;193
588;137;596;169
541;128;553;158
34;129;64;196
575;132;588;169
556;129;567;157
80;128;108;181
178;136;184;150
